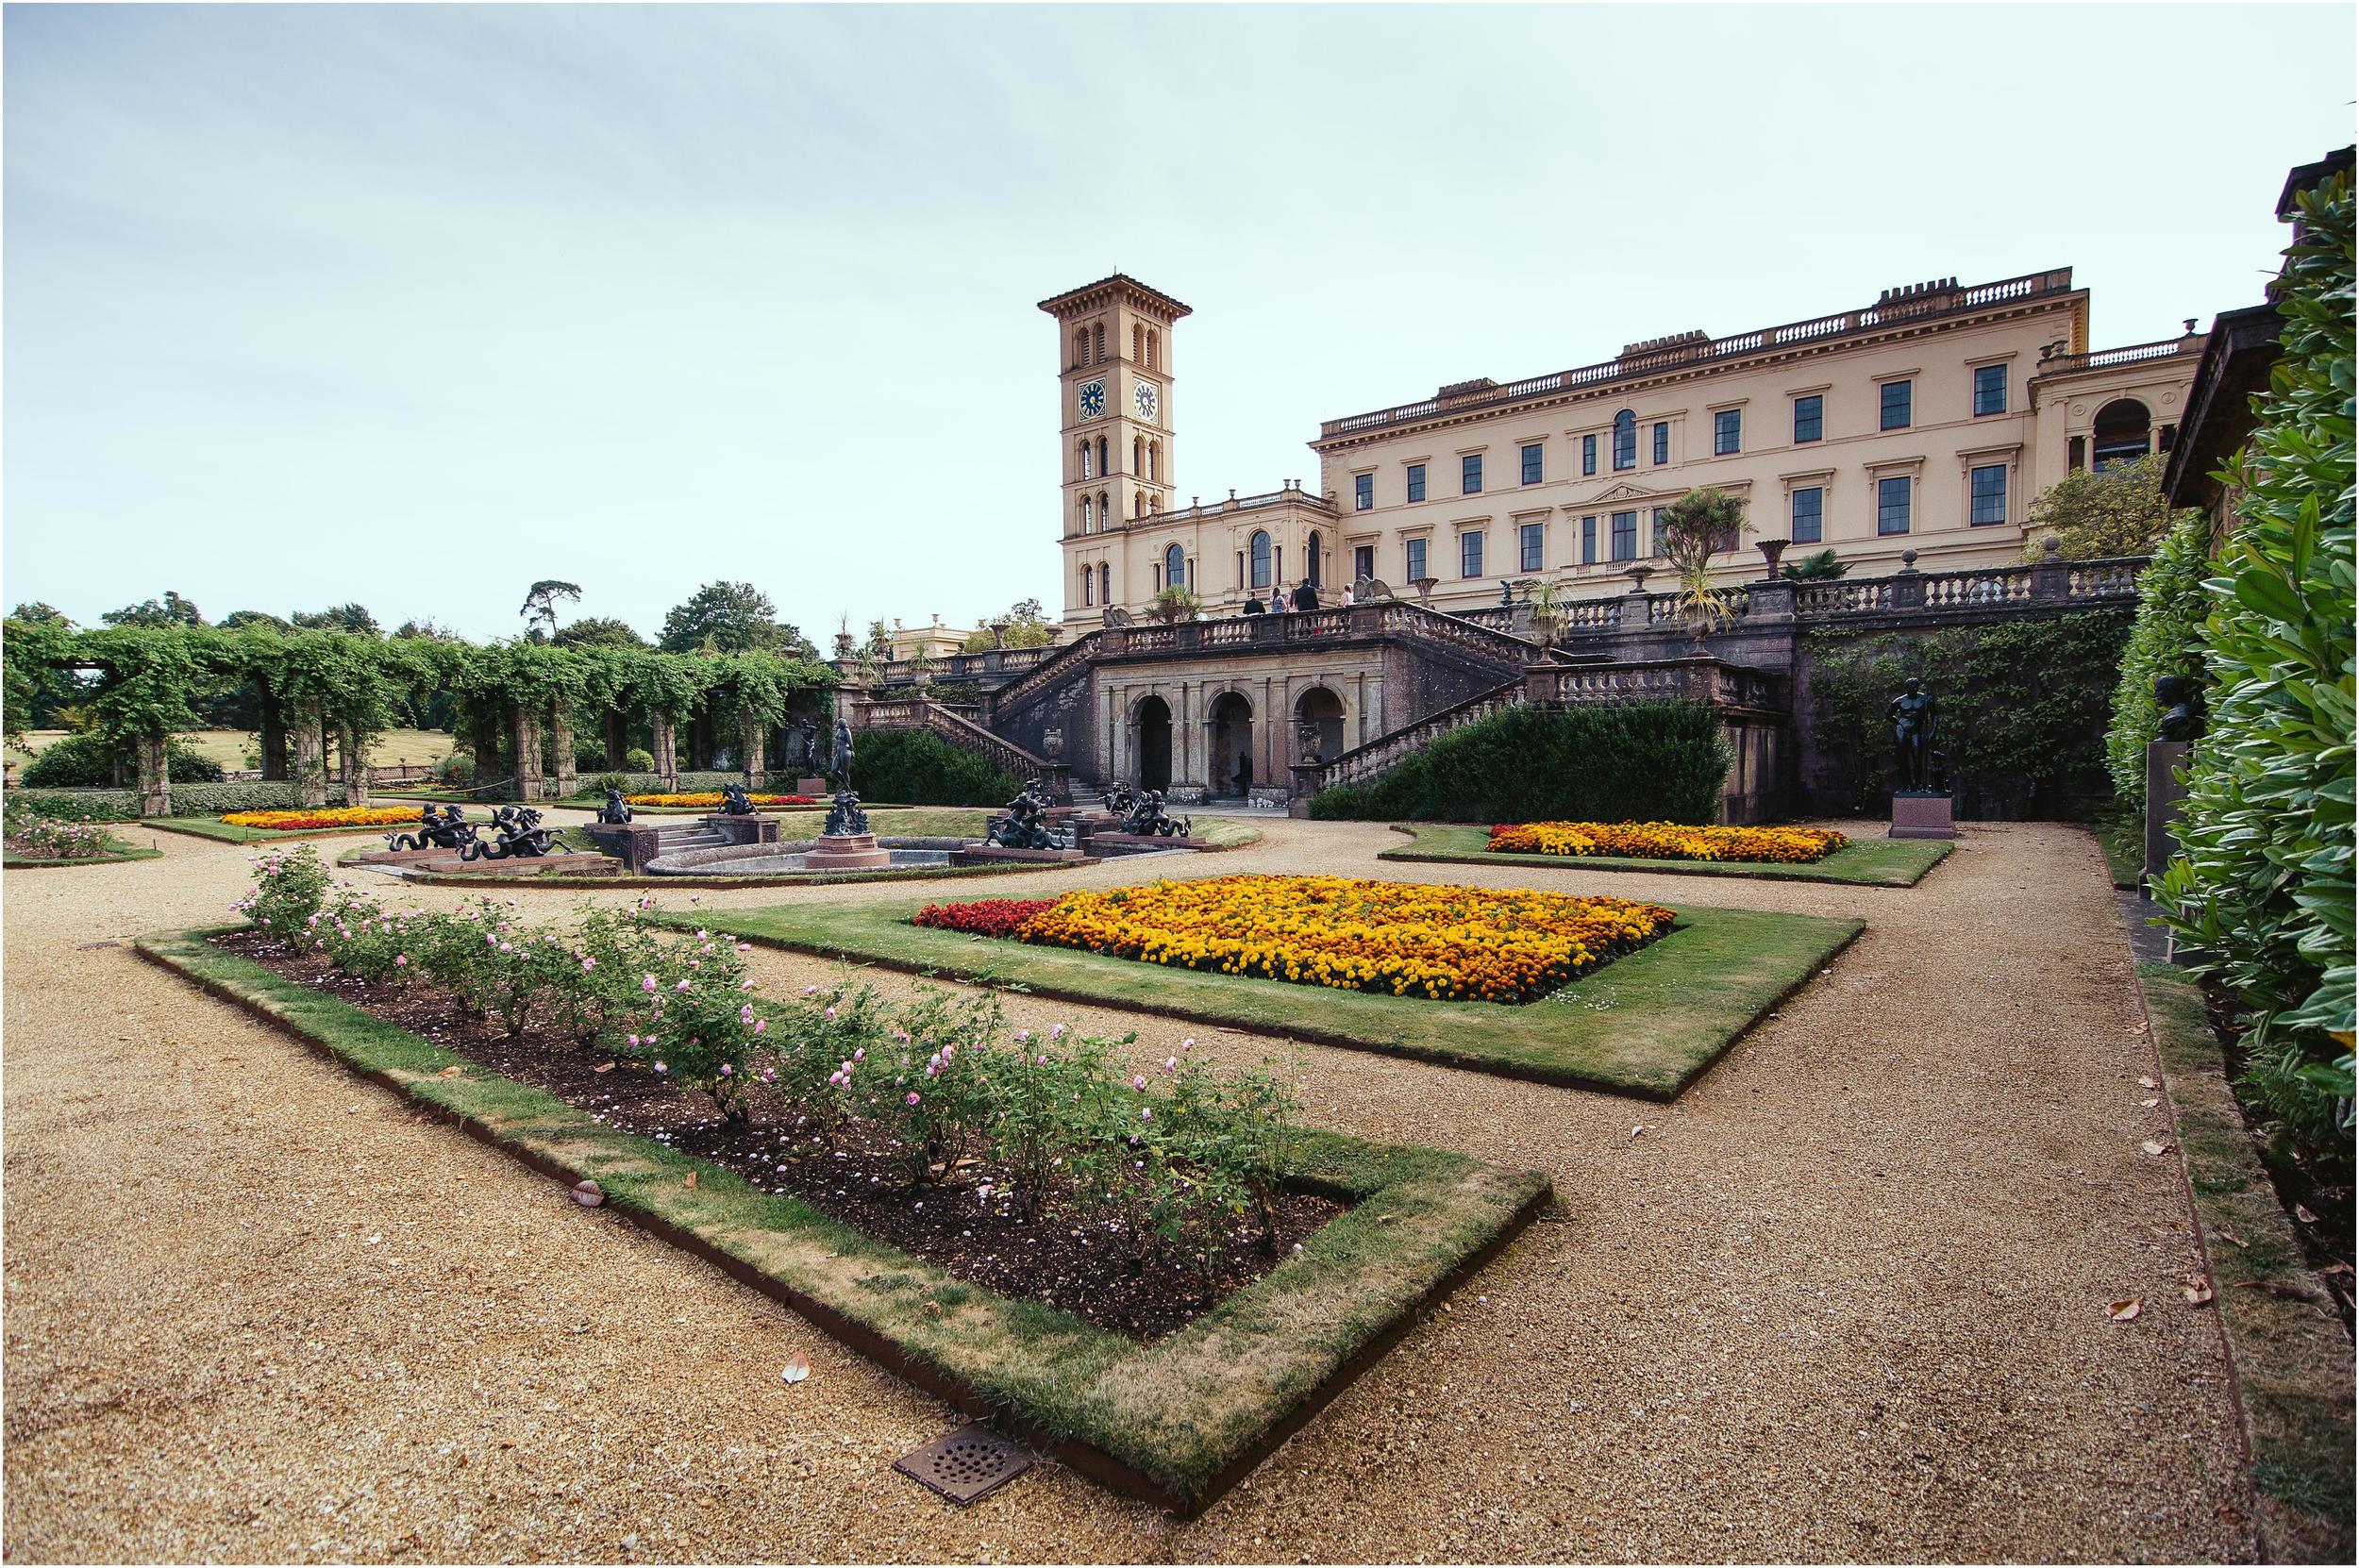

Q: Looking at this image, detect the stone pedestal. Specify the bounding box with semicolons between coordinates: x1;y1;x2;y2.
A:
703;813;780;847
1889;791;1955;840
802;831;890;871
795;776;827;797
2144;740;2190;889
584;820;666;873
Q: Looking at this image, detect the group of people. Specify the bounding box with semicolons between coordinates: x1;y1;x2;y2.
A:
1240;578;1352;617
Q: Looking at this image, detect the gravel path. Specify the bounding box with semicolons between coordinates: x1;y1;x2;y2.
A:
4;818;2253;1560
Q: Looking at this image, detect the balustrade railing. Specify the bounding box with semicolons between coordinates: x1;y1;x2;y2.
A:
985;631;1102;716
1313;678;1525;792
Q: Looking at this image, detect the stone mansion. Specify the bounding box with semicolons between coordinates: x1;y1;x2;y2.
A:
1046;268;2201;626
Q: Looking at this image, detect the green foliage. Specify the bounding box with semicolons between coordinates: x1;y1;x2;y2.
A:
2105;509;2214;810
553;615;646;650
1148;585;1204;623
2;797;123;859
1781;548;1849;581
6;789;141;823
851;729;1024;806
1307;701;1731;825
518;580;582;643
18;730;225;787
291;603;382;637
659;580;814;658
236;842;333;934
2157;170;2355;1176
624;746;656;773
101;591;205;628
434;752;477;789
2025;452;2194;560
1803;610;2132;816
962;597;1059;653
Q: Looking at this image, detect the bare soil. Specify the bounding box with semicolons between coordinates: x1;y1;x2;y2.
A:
211;929;1341;1343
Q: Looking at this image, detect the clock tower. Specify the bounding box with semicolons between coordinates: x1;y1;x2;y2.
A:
1038;275;1190;616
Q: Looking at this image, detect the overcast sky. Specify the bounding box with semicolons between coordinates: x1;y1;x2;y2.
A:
6;3;2352;644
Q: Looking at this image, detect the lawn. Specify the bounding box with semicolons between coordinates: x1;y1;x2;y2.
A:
135;926;1548;1517
680;893;1861;1099
1380;822;1950;888
151;809;491;844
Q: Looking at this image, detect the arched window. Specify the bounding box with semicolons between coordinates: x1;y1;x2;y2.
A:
1307;529;1324;588
1099;562;1111;605
1148;494;1160;514
1097;489;1110;527
1096;436;1109;475
1133;434;1144;474
1612;409;1637;471
1079;495;1093;533
2093;398;2153;472
1080;442;1094;479
1249;530;1273;590
1082;563;1095;606
1131;324;1145;362
1092;323;1105;363
1133;490;1145;519
1165;543;1186;591
1148;440;1161;481
1146;328;1159;370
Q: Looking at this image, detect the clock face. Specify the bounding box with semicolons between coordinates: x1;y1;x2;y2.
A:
1133;380;1160;421
1077;379;1106;421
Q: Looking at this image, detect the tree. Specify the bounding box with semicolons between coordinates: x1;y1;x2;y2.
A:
519;579;582;643
1656;487;1749;634
293;603;381;636
961;596;1059;653
862;619;895;660
1780;549;1849;582
1147;585;1204;624
658;581;812;658
393;617;460;641
101;592;204;628
10;602;72;626
553;615;647;649
2024;453;2194;560
220;609;293;631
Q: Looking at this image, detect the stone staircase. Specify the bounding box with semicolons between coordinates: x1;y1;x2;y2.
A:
652;821;729;856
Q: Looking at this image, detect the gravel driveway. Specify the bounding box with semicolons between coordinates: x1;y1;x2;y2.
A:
3;817;2252;1560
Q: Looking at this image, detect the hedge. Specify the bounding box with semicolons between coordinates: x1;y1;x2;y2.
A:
2105;509;2213;811
19;730;226;787
7;781;353;823
1306;701;1731;825
849;730;1024;807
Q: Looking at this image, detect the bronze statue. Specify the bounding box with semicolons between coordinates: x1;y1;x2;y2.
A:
1119;787;1191;839
1888;678;1941;793
2154;675;2202;742
719;782;757;816
829;719;854;785
460;806;570;860
385;803;480;852
986;784;1062;850
823;789;870;838
594;788;633;825
792;722;819;773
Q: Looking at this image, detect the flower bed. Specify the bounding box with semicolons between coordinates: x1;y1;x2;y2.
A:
220;806;426;830
1485;821;1849;864
624;792;817;809
3;799;145;862
913;897;1058;938
927;875;1676;1005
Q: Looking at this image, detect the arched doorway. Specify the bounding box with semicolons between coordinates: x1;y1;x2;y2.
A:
1296;686;1346;764
1208;692;1254;799
1307;530;1324;589
2092;398;2152;472
1134;695;1172;792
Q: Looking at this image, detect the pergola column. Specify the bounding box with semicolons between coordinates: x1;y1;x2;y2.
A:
293;715;326;808
549;703;577;800
468;705;504;797
510;705;544;801
742;712;767;790
340;723;371;808
259;691;290;780
650;712;679;792
604;710;627;771
136;734;170;819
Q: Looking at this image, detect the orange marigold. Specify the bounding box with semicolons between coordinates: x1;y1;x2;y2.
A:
1487;821;1849;864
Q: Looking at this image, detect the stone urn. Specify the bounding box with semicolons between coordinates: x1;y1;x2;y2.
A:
1756;538;1790;579
1042;727;1064;762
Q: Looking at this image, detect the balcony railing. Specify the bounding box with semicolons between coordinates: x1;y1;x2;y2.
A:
2033;337;2200;377
1319;268;2078;440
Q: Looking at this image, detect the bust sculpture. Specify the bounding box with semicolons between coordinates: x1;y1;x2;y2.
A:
595;787;633;825
2154;675;2202;742
1888;678;1941;793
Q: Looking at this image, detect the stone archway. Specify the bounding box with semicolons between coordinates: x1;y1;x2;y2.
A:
1207;691;1254;798
1134;694;1173;792
1295;685;1346;764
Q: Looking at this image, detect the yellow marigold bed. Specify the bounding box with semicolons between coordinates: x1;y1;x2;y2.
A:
219;806;427;830
1001;874;1676;1005
1485;821;1849;864
624;792;816;809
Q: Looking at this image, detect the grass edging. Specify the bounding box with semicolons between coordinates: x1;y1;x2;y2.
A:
674;897;1863;1100
1378;822;1951;888
2130;959;2354;1562
4;842;162;868
134;926;1549;1516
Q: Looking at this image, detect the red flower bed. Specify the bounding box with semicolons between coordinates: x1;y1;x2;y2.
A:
912;897;1058;939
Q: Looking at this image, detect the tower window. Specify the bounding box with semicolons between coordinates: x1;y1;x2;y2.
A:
1793;393;1823;444
1612;410;1636;471
1973;363;2007;416
1881;379;1912;430
1082;564;1095;606
1148;440;1161;482
1073;329;1086;367
1099;562;1111;604
1097;489;1110;527
1520;442;1543;484
1652;422;1669;464
1877;475;1912;534
1790;486;1823;543
1249;530;1272;591
1406;462;1427;503
1093;323;1105;363
1969;463;2008;525
1079;496;1093;533
1146;328;1159;369
1132;324;1144;362
1080;442;1094;479
1354;473;1373;511
1096;436;1109;475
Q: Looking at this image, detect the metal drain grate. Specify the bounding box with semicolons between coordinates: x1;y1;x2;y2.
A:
892;1422;1033;1505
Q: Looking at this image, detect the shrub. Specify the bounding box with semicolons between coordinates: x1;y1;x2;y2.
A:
2157;169;2354;1176
2104;508;2215;811
6;789;141;824
624;747;656;773
573;737;609;771
235;842;332;933
434;753;477;789
851;729;1024;806
1306;702;1730;825
592;771;629;797
2;798;119;859
20;730;224;787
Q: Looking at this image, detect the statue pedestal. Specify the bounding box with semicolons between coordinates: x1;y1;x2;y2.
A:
802;831;889;871
1889;791;1955;840
795;776;826;796
2144;741;2190;889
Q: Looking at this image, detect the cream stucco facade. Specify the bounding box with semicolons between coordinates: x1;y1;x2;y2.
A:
1046;269;2204;626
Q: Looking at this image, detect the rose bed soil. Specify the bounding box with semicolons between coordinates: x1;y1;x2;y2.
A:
211;931;1339;1343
